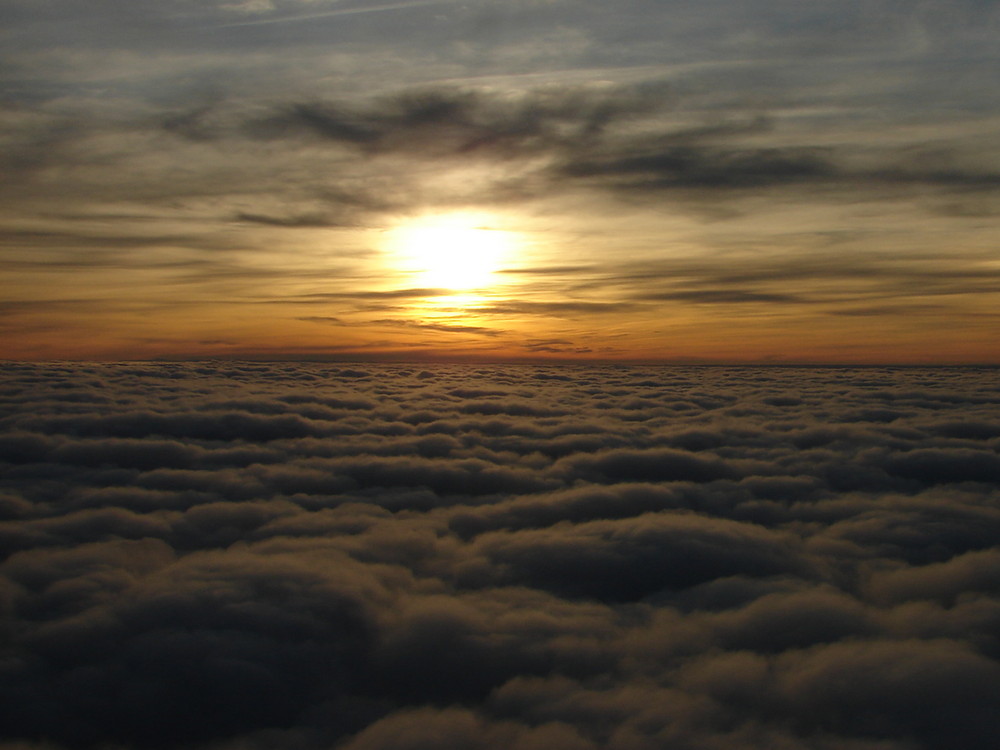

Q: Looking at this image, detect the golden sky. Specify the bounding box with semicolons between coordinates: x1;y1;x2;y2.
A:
2;0;999;363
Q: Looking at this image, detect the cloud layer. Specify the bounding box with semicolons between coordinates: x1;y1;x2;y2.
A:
2;362;999;749
2;1;999;361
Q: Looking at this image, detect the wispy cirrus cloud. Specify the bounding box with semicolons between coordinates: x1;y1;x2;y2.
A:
213;0;460;28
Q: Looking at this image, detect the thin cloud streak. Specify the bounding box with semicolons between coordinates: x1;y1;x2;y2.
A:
213;0;458;28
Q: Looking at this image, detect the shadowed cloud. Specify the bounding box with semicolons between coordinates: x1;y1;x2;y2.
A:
3;363;1000;749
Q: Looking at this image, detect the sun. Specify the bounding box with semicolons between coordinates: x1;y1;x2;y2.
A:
384;212;517;290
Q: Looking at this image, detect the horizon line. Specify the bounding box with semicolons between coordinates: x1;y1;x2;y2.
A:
4;357;999;369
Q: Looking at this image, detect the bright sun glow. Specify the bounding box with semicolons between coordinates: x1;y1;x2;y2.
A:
385;212;518;290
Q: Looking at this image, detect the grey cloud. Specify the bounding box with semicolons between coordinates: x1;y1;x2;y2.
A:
4;0;999;247
560;144;834;189
469;512;810;601
704;587;881;652
235;211;353;228
1;544;381;747
476;300;641;317
368;319;506;337
828;304;948;317
213;1;459;30
225;81;1000;209
498;265;595;276
566;250;1000;315
286;288;453;302
339;706;598;750
447;483;690;538
775;638;1000;750
521;339;594;355
557;139;1000;195
867;548;1000;605
640;289;805;305
248;82;672;158
3;362;1000;750
297;315;344;325
929;420;1000;441
553;447;742;484
879;447;1000;485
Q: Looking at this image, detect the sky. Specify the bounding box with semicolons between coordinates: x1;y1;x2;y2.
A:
2;0;1000;363
3;362;1000;750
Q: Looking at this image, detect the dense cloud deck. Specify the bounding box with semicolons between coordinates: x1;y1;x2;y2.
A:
2;363;999;749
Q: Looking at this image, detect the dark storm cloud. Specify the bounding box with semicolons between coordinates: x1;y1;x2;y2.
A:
3;364;1000;750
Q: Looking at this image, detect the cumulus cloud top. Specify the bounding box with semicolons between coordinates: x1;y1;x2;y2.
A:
2;362;999;749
